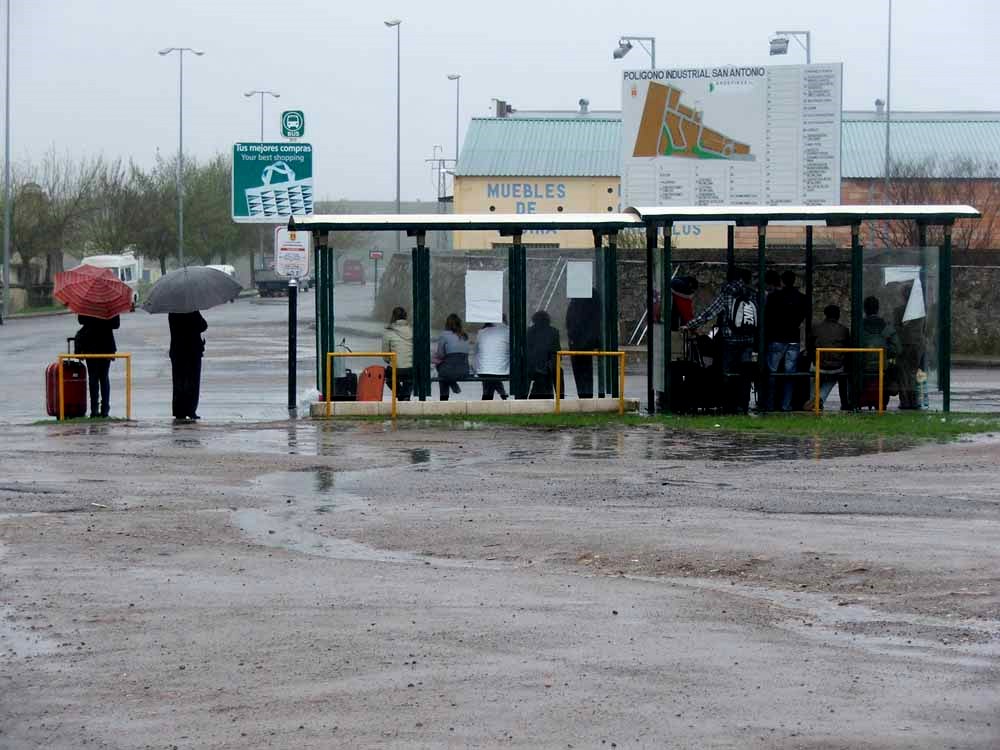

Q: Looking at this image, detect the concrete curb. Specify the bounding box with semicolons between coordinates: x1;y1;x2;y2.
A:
309;397;639;418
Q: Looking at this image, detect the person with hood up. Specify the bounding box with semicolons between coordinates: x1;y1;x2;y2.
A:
382;306;414;400
526;309;562;399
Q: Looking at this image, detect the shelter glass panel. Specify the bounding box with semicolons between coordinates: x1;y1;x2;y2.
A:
863;246;940;409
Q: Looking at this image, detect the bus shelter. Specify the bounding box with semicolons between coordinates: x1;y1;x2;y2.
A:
290;204;977;414
291;213;642;403
632;205;980;414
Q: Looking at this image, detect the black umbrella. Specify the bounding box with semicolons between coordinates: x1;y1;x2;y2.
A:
142;266;243;314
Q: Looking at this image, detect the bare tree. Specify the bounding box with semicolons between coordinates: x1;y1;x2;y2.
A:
876;157;1000;250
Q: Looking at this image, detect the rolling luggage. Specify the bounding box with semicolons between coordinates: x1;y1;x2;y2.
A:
331;369;358;401
669;332;722;414
356;365;386;402
46;338;87;418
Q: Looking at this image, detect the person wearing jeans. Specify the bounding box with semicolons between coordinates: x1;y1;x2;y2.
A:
764;270;807;412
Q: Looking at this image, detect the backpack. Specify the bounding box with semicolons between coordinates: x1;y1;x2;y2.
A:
728;286;758;339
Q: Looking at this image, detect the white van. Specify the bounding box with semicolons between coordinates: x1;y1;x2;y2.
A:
80;251;142;307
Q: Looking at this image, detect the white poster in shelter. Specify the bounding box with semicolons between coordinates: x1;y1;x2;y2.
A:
566;261;593;299
465;270;504;322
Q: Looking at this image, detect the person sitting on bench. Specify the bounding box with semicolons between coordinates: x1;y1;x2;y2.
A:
434;313;471;401
474;318;509;400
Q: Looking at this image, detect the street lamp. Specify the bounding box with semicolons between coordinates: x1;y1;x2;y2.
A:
447;74;461;166
158;46;204;268
385;19;401;251
612;36;655;69
769;30;811;63
2;0;11;322
244;89;280;142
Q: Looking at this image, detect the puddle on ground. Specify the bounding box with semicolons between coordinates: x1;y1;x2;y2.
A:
0;605;58;660
251;468;339;497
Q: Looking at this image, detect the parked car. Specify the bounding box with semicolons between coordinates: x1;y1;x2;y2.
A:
342;259;365;284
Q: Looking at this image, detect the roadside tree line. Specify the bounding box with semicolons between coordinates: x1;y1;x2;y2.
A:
2;150;253;288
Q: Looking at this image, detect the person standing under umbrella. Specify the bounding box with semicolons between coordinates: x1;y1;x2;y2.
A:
75;314;120;418
168;311;207;422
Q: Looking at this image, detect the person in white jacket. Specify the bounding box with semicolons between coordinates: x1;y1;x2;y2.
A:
382;306;414;400
474;320;509;400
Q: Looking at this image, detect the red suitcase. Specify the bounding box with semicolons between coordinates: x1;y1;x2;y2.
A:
46;338;88;418
356;365;386;402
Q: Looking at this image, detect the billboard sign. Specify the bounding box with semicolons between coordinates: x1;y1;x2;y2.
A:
232;142;314;222
273;226;312;279
621;64;842;208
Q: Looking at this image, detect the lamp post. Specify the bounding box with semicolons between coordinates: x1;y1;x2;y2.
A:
612;36;655;69
158;46;204;268
2;0;11;323
884;0;893;214
385;19;401;251
244;89;280;141
769;30;811;63
447;74;461;166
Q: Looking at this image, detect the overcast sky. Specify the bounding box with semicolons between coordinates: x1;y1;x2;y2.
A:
12;0;997;203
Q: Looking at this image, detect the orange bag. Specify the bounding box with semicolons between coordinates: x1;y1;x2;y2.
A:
356;365;386;402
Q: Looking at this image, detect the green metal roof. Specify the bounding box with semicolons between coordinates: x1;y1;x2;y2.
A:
455;112;1000;179
455;117;622;177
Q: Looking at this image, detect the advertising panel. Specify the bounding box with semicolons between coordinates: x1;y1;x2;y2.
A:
232;142;314;222
621;64;842;208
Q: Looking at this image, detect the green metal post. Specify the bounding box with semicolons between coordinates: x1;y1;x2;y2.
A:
662;222;672;412
726;225;735;275
325;241;336;391
940;223;952;412
606;231;619;398
314;238;323;394
508;232;527;399
593;230;607;397
850;223;863;408
757;224;767;408
645;224;656;414
411;232;430;401
805;225;814;346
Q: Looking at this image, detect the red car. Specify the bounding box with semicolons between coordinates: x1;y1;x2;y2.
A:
341;259;365;284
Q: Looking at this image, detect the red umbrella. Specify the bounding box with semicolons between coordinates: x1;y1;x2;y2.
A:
54;265;134;319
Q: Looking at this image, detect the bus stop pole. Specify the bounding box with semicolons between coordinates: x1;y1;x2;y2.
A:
288;277;297;414
645;223;656;414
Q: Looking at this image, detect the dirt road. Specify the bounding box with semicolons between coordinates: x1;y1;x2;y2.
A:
1;421;998;748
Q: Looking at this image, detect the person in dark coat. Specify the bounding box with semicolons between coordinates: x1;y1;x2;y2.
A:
526;310;562;399
565;288;602;399
75;314;120;418
168;311;207;422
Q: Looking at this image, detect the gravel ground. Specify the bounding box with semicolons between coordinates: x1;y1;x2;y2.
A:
1;420;998;749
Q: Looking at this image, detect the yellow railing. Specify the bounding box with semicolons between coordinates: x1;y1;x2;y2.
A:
814;347;884;415
325;352;397;418
58;353;132;421
554;350;626;415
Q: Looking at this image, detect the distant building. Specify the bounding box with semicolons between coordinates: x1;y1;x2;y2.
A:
453;101;1000;250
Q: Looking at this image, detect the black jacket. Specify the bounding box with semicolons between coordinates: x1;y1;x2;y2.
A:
566;291;601;349
168;312;207;358
765;286;807;344
76;315;119;355
526;322;561;376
